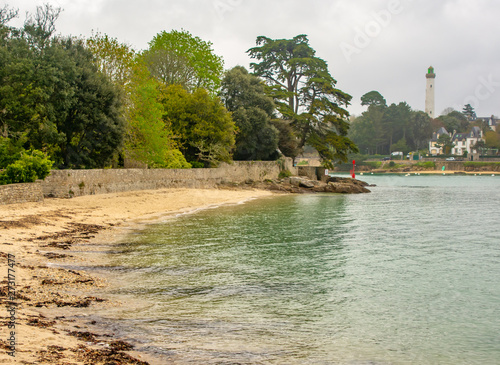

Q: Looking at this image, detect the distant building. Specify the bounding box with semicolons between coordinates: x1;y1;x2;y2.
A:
475;116;498;131
429;126;484;156
425;66;436;118
451;127;483;155
429;127;449;155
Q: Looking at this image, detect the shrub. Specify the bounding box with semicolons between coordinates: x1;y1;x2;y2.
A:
415;161;435;169
278;169;292;179
0;150;53;185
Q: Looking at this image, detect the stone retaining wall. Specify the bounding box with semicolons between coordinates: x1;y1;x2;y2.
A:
0;159;297;205
41;160;296;199
0;181;44;205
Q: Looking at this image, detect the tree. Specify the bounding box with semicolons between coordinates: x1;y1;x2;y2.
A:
408;111;432;151
437;110;469;133
435;133;454;155
361;90;386;107
85;31;135;88
125;61;190;168
53;38;125;168
350;92;388;154
0;4;18;26
220;66;279;160
383;102;411;152
248;34;357;167
484;130;500;149
161;85;236;166
471;140;486;154
391;138;410;155
462;104;476;121
144;29;224;93
23;4;61;51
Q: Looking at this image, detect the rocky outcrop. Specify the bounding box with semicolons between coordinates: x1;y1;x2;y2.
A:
236;176;371;194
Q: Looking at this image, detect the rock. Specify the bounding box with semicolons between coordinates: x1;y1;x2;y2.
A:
289;176;316;188
225;176;371;194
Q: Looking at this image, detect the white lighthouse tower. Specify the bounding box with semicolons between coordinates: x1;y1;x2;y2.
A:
425;66;436;118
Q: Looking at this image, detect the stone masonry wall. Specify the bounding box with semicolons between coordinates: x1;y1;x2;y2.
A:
42;160;294;199
0;181;44;205
0;159;297;204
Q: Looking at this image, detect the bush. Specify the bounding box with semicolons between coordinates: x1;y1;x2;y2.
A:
415;161;435;169
189;161;205;168
0;150;53;185
278;169;292;179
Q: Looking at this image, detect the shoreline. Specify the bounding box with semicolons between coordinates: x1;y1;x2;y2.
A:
0;188;275;364
342;170;500;176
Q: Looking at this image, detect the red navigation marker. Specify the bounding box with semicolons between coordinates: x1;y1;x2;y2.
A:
351;160;356;179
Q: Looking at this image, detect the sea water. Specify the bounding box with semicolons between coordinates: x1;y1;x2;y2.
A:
96;175;500;364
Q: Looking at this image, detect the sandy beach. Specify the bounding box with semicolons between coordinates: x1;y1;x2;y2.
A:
0;188;274;364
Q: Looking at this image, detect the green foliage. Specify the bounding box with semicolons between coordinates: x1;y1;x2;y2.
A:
0;149;53;184
248;34;357;166
189;161;205;168
435;133;455;155
484;130;500;149
278;169;292;179
464;162;500;167
391;138;410;155
220;66;279;160
437;111;469;133
161;85;236;166
415;161;435;169
125;61;189;168
0;11;126;169
271;119;300;159
144;29;224;93
350;93;432;155
85;31;135;88
364;161;382;169
462;104;475;120
0;136;25;168
361;91;386;107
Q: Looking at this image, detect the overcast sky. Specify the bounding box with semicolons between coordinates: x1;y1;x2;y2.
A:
7;0;500;118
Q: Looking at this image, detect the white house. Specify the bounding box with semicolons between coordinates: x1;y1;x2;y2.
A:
429;127;449;155
430;126;484;156
450;127;484;155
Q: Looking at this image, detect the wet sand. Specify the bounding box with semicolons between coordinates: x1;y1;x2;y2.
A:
0;188;274;364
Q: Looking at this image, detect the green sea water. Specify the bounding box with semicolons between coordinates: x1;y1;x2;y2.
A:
97;175;500;364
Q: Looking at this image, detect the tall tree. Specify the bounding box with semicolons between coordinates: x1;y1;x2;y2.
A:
144;29;224;93
53;38;125;168
248;34;357;166
382;102;411;151
361;90;386;107
462;104;476;121
437;110;469;133
85;31;135;88
23;4;61;51
408;111;433;151
220;66;279;160
125;61;190;168
161;85;236;166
